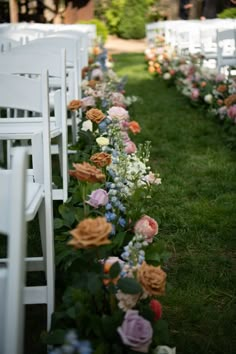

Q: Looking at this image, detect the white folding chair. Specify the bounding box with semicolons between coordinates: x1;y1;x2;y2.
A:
0;147;28;354
217;28;236;75
0;72;55;329
10;36;82;144
0;49;68;202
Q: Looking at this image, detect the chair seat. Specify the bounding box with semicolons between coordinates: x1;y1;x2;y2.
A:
0;118;61;139
0;169;43;222
26;182;44;221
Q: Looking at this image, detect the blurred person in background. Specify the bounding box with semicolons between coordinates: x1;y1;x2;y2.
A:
179;0;193;19
200;0;225;19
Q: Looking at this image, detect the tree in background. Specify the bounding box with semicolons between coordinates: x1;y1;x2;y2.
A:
117;0;148;39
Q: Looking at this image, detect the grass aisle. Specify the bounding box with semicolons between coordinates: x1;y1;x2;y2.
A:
113;53;236;354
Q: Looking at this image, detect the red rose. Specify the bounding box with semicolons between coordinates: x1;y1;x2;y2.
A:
150;299;162;321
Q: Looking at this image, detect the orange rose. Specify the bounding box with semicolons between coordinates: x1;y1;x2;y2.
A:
148;66;155;74
217;99;223;106
200;81;207;88
69;162;105;183
103;256;122;285
138;261;166;296
216;84;227;93
86;108;105;124
88;80;99;89
82;66;89;79
68;217;112;249
128;121;141;134
90;152;112;168
68;99;82;111
224;94;236;107
93;46;102;56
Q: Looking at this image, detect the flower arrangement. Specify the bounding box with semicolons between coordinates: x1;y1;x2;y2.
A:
145;37;236;147
44;49;174;354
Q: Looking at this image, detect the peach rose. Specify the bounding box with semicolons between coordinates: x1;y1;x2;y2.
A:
88;79;99;89
68;99;82;111
128;121;141;134
103;256;123;285
148;66;155;74
69;162;105;183
90;152;112;168
134;215;158;243
68;217;112;249
217;84;227;93
86;108;105;124
138;261;166;296
224;94;236;107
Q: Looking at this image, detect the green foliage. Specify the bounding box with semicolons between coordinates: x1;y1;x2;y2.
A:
118;0;147;39
104;0;125;35
77;19;108;43
218;7;236;18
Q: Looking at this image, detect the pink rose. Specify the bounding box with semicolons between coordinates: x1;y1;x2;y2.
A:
134;215;158;243
143;172;161;185
107;106;129;121
117;310;153;353
191;88;199;101
86;189;109;208
124;140;137;154
111;92;126;107
81;96;96;108
91;68;103;81
227;105;236;121
215;73;226;83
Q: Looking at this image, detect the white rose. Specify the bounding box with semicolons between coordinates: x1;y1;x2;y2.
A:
163;73;171;80
153;346;176;354
96;137;109;146
204;94;213;104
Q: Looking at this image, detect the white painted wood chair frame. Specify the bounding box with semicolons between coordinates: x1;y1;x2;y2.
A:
11;37;82;144
0;147;28;354
0;72;55;329
0;49;68;202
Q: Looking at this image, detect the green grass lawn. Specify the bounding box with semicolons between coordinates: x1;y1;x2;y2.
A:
113;53;236;354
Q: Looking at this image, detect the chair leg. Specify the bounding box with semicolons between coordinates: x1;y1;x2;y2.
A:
57;134;68;202
71;111;78;145
38;200;55;330
31;133;44;183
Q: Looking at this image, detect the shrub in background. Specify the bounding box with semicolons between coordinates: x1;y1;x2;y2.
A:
77;19;108;43
218;7;236;19
117;0;147;39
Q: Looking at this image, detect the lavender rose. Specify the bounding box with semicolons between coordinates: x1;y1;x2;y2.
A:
117;310;153;353
86;189;109;208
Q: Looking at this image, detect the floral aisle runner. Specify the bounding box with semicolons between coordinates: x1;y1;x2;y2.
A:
145;36;236;148
45;48;175;354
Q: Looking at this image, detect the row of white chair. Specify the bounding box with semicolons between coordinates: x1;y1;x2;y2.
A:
146;19;236;73
0;24;94;354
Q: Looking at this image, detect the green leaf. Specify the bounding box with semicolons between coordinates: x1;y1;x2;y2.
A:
117;277;142;294
42;329;66;345
145;249;161;262
87;273;102;294
58;204;75;226
54;218;65;230
112;232;126;248
109;261;121;278
66;306;76;319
